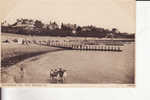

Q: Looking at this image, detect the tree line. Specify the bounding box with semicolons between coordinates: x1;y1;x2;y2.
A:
1;18;135;38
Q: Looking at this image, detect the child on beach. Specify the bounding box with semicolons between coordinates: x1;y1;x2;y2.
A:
49;67;67;83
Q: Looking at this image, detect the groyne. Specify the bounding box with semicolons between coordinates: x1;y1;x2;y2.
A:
45;41;122;52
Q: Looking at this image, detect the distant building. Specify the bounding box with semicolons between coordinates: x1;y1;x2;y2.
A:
61;23;77;30
81;26;93;32
72;30;76;34
11;19;35;30
1;21;9;26
42;24;49;29
47;22;59;30
17;38;24;44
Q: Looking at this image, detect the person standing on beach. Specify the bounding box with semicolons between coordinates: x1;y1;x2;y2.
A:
57;68;65;83
61;69;67;82
52;69;58;82
49;69;54;80
20;67;24;79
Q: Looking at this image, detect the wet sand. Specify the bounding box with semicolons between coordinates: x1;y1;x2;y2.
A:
1;43;64;83
1;45;64;67
1;33;135;84
1;43;135;84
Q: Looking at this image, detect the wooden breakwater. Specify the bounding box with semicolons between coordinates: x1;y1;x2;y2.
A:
45;41;122;52
5;38;123;52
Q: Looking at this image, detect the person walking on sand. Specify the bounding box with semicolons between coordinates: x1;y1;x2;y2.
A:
20;67;24;79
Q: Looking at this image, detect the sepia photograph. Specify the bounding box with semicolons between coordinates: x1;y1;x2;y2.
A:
1;0;135;86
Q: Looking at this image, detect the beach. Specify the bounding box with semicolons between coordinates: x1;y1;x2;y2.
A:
1;33;135;84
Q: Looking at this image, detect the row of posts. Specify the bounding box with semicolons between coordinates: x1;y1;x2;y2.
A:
45;41;121;52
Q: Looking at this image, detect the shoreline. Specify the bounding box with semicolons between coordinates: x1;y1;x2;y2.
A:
1;48;65;68
1;45;65;83
1;33;135;84
1;44;134;84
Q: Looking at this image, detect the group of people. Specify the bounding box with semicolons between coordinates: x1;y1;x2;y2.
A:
49;68;67;83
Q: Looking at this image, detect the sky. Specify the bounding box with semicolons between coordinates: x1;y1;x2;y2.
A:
2;0;135;33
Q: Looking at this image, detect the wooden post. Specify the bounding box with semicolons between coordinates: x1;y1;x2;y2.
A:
108;46;110;51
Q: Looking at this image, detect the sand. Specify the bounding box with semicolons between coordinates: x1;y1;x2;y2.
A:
1;33;66;83
1;33;135;84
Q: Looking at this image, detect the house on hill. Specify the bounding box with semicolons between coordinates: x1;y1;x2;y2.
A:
47;21;59;30
11;19;35;30
81;26;95;32
1;21;10;27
